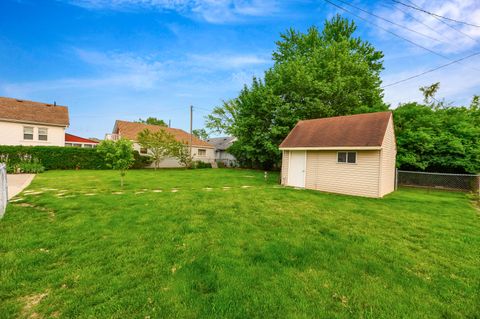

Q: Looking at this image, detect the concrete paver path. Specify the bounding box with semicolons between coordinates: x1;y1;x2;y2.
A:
7;174;35;200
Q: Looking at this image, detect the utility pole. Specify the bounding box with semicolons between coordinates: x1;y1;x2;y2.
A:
189;105;193;158
168;119;171;128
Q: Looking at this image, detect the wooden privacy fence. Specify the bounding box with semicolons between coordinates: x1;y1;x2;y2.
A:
0;163;7;218
397;170;480;193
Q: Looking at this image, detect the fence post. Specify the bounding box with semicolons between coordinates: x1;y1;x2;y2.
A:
0;163;7;218
395;168;398;190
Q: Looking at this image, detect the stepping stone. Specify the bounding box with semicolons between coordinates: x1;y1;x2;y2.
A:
204;187;213;191
135;191;145;194
84;193;96;196
152;190;162;193
112;192;123;195
241;186;252;188
171;189;178;193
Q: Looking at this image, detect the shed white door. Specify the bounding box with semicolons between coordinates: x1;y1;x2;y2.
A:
288;151;306;188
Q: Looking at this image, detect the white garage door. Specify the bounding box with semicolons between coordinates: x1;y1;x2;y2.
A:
288;151;306;188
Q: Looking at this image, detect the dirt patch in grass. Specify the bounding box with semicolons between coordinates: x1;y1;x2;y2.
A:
20;290;49;318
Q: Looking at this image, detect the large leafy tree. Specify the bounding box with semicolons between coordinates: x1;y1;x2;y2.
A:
207;15;387;169
394;85;480;173
136;117;168;127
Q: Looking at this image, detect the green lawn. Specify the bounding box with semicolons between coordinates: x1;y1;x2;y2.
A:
0;169;479;318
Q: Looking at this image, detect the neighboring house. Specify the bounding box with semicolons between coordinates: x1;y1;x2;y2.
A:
106;120;215;167
65;133;99;148
0;97;69;146
206;136;237;166
279;111;396;198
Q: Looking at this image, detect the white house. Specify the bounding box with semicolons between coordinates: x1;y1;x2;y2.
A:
0;97;69;146
206;136;237;166
280;112;396;198
106;120;215;168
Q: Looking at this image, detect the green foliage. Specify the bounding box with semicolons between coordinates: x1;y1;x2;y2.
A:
137;129;177;169
169;142;193;168
132;150;153;169
192;161;212;169
96;139;135;186
0;146;107;170
136;117;168;126
207;15;386;169
394;101;480;173
192;128;209;140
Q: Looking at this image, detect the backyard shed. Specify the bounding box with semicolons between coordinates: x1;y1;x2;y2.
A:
279;111;396;198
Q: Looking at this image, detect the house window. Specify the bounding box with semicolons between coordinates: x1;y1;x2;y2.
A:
38;127;48;141
65;143;73;147
23;126;34;140
337;151;357;164
198;149;206;156
140;147;148;154
84;144;93;148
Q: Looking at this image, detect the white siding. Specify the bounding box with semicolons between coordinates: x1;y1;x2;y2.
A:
379;117;396;197
0;121;65;147
305;150;381;198
281;150;289;185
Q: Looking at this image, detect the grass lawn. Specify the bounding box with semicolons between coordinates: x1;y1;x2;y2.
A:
0;169;479;318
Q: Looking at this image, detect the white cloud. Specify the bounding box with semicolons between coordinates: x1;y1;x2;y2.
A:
374;0;480;53
0;48;269;96
188;52;270;69
64;0;278;23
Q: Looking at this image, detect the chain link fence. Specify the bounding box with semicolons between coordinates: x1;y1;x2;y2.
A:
0;163;7;218
397;170;480;193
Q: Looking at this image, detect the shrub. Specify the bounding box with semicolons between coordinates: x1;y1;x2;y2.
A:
192;161;212;169
132;151;153;169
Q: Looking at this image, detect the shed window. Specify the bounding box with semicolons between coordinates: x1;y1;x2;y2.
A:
198;149;206;156
337;151;357;164
38;127;48;141
23;126;34;140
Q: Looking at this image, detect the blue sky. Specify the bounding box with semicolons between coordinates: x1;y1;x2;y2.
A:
1;0;479;138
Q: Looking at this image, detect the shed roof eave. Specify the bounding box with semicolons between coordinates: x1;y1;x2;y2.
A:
279;146;382;151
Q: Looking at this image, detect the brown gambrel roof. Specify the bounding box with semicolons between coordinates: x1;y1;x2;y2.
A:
0;97;69;126
280;112;392;148
114;120;214;148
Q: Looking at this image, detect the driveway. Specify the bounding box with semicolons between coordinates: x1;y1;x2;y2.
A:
7;174;35;200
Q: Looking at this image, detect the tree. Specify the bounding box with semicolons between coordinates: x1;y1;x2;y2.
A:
207;15;387;169
170;141;193;168
192;128;209;140
394;85;480;173
137;129;177;169
97;139;135;187
136;117;168;127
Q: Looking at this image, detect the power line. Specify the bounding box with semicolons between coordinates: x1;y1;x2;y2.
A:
391;0;480;28
382;51;480;88
334;0;443;43
377;2;444;40
396;0;478;43
323;0;480;72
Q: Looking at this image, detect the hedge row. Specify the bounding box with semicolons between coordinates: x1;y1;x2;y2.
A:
0;146;108;170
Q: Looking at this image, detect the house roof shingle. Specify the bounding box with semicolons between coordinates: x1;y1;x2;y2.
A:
65;133;99;144
206;136;236;151
0;97;69;126
114;120;214;148
279;111;392;148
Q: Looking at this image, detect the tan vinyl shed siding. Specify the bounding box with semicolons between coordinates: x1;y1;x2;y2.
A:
379;117;396;196
305;150;381;198
281;150;289;185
